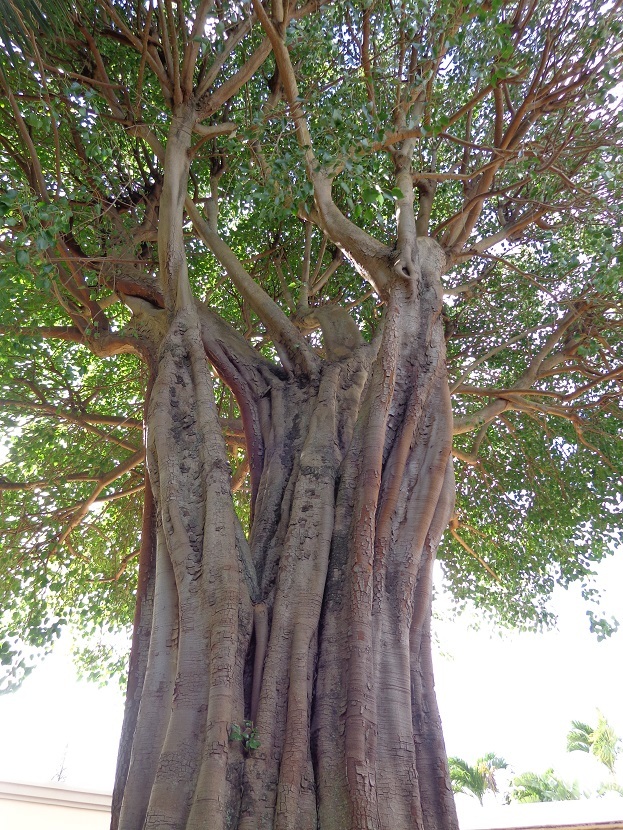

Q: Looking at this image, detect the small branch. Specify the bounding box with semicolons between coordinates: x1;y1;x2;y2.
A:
99;0;171;96
77;23;125;119
493;86;504;147
361;5;376;114
310;248;343;296
98;548;141;583
0;473;101;491
453;206;548;260
563;367;623;403
231;457;249;492
449;526;503;585
53;448;146;554
450;324;546;393
0;325;85;343
451;447;480;466
366;126;422;153
189;122;237;160
94;483;145;503
220;416;246;445
297;221;313;313
0;64;49;200
195;14;256;100
0;398;142;448
192;121;237;138
165;0;183;104
274;259;296;311
197;38;272;118
455;386;564;400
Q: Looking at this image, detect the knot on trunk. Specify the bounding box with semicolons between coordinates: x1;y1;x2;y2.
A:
313;306;365;361
392;237;446;285
393;251;418;281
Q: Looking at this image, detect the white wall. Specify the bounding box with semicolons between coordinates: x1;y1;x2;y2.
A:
457;796;623;830
2;779;622;830
0;780;111;830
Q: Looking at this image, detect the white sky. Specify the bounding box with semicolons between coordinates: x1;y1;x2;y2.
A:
0;553;620;803
433;553;623;800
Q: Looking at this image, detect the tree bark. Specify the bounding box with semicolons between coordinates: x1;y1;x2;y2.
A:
112;97;457;830
114;227;458;829
111;454;157;830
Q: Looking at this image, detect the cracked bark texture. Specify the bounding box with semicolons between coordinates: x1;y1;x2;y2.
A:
113;105;458;830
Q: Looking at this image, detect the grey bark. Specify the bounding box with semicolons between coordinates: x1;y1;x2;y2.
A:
114;234;458;830
114;102;458;830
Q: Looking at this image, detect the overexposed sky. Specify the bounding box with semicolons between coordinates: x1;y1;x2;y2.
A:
433;553;623;796
0;554;620;797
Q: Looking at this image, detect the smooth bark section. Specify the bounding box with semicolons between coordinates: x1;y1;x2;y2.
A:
319;241;456;830
119;97;253;830
117;525;179;830
158;105;195;312
118;312;252;830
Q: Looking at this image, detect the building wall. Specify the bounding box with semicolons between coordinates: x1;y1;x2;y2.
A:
0;780;111;830
1;779;622;830
457;796;623;830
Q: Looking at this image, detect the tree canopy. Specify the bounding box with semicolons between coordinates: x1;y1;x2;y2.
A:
0;0;622;693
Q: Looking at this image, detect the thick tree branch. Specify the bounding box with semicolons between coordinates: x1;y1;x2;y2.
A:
186;199;318;376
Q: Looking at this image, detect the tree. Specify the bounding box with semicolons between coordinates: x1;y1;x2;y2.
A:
510;769;582;803
0;1;622;829
449;753;508;805
567;713;622;776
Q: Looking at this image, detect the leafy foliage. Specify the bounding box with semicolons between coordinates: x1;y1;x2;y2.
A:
0;0;622;688
510;769;582;803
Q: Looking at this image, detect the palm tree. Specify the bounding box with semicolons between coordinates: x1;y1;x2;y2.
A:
449;753;508;805
567;712;621;776
511;769;582;803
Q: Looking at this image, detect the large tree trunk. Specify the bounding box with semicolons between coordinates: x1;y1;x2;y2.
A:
113;273;458;830
113;104;459;830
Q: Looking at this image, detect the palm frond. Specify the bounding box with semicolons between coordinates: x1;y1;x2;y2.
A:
566;721;593;754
